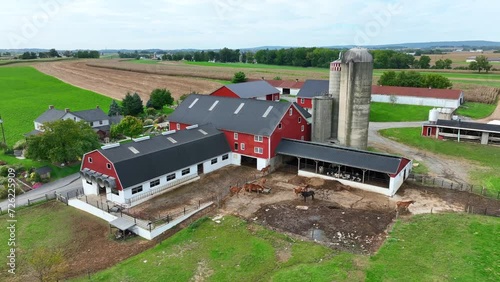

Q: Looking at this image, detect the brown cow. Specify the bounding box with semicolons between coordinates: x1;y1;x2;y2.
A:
244;183;264;193
260;165;271;176
293;185;309;197
396;200;415;212
229;186;242;197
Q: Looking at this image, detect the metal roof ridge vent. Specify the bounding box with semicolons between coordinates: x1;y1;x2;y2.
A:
262;106;273;117
209;100;219;111
132;136;150;142
186;124;199;130
198;129;208;135
167;137;177;144
234;102;245;114
188;98;199;108
101;143;120;150
128;146;140;154
162;130;176;135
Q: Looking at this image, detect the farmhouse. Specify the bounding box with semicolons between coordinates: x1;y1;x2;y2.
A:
371;85;464;109
259;79;304;96
277;139;412;196
422;119;500;145
26;105;122;139
210;80;281;101
296;79;329;112
80;124;232;207
168;94;312;170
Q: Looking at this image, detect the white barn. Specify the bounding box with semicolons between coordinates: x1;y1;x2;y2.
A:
371;85;464;109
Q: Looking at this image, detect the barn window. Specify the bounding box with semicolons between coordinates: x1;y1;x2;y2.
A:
278;123;282;129
234;132;238;140
254;147;263;154
106;163;111;169
301;125;304;132
181;168;190;176
111;187;119;195
289;108;293;116
176;123;180;130
234;143;239;150
241;143;245;150
99;120;103;125
167;173;176;181
300;98;304;104
254;135;263;142
132;186;143;194
298;117;302;123
150;179;160;187
222;154;229;160
211;158;218;165
88;157;93;163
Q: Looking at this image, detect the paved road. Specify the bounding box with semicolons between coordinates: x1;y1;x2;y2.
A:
368;121;472;183
0;173;82;211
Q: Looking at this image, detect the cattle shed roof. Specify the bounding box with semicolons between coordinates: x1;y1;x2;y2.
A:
372;85;462;100
297;80;330;98
168;94;311;136
276;139;407;174
97;124;231;188
222;80;279;98
435;119;500;133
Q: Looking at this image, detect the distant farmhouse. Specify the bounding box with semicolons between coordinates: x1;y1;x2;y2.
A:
26;105;122;139
211;80;281;101
466;56;500;63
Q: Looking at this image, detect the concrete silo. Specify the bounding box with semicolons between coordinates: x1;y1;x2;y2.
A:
329;57;341;140
337;48;373;150
311;96;334;143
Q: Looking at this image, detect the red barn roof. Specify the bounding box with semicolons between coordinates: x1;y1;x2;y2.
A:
372;85;462;100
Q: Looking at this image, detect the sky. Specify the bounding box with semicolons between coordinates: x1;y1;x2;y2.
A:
0;0;498;50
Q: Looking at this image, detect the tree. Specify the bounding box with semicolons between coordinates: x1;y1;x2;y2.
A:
48;48;59;57
469;61;479;71
232;71;247;83
475;55;492;73
112;116;143;138
108;100;121;116
121;92;144;116
418;55;431;69
149;89;173;110
422;74;453;89
435;59;453;69
28;247;67;282
396;71;422;87
26;119;100;164
378;71;398;86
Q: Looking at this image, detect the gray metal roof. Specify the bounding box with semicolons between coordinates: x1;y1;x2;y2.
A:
71;108;109;122
297;80;329;98
97;124;231;188
168;94;310;136
276;139;406;174
436;119;500;133
223;80;279;98
109;217;136;230
35;109;66;123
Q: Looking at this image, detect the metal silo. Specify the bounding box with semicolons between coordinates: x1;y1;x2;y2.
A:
329;56;341;140
337;48;373;150
311;96;334;143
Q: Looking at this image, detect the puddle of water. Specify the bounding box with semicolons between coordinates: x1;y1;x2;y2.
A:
308;228;325;241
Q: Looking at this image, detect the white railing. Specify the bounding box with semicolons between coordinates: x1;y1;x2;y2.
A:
126;174;198;204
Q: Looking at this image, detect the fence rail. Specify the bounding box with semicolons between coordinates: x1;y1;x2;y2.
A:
408;173;500;199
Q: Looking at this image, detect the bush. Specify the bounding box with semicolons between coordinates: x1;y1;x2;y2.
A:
143;119;154;126
13;139;27;150
145;107;156;116
232;71;247;83
0;176;7;185
0;166;8;177
0;185;23;199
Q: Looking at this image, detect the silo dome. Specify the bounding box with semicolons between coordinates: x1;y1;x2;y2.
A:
341;47;373;63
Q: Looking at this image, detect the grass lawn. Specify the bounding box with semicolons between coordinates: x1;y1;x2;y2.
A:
379;127;500;193
367;213;499;281
74;216;362;282
370;102;433;122
455;102;497;119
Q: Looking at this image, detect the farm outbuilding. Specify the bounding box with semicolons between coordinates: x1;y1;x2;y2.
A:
261;79;304;96
276;139;412;196
211;80;280;101
296;79;330;112
80;124;232;207
169;94;311;170
422;119;500;145
371;85;464;109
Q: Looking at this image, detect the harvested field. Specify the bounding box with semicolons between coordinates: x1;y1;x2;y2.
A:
33;60;224;102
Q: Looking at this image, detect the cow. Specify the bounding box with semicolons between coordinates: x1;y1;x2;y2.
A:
229;186;242;197
293;185;308;197
244;183;264;193
396;200;415;212
260;165;271;176
301;190;315;202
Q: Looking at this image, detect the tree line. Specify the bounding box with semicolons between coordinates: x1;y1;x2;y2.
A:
18;48;100;59
378;71;453;89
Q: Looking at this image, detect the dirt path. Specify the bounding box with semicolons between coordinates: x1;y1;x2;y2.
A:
478;100;500;122
368;122;476;183
33;61;224;101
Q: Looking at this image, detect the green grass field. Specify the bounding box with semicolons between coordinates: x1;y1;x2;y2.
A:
0;67;113;146
370;102;433;122
455;102;497;119
379;127;500;192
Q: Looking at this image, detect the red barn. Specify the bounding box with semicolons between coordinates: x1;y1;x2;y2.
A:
211;80;280;101
169;94;311;170
296;79;330;112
